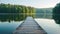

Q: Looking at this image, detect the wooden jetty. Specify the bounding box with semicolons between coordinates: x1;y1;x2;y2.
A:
13;17;47;34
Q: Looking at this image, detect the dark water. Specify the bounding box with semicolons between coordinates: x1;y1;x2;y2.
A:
0;21;23;34
0;18;60;34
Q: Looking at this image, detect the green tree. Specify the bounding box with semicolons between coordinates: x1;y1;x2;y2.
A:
53;3;60;24
0;3;36;22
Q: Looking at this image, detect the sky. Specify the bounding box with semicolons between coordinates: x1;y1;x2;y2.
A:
0;0;60;8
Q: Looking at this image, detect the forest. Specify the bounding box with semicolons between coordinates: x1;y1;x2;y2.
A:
0;3;60;24
0;3;35;22
53;3;60;24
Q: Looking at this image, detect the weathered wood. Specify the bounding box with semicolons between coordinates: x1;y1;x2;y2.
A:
13;16;47;34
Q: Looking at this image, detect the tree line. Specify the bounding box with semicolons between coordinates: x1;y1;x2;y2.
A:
0;3;35;22
53;3;60;24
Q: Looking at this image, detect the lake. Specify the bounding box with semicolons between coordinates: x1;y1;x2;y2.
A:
0;21;23;34
0;18;60;34
35;18;60;34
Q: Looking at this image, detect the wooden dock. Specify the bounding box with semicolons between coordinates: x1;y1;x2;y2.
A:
13;17;47;34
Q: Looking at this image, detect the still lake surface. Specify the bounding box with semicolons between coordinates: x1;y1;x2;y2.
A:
0;18;60;34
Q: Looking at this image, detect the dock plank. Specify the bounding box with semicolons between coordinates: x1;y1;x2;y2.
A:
13;17;47;34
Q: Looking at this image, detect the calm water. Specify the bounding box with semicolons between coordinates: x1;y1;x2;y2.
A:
35;18;60;34
0;18;60;34
0;21;23;34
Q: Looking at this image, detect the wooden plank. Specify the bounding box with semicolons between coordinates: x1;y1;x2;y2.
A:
13;16;47;34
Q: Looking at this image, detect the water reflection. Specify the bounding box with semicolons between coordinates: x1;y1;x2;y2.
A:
0;21;23;34
0;18;60;34
35;18;60;34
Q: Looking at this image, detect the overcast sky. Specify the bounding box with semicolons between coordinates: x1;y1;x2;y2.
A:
0;0;60;8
